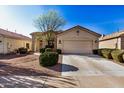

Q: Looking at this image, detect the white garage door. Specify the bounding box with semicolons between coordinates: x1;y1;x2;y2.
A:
63;40;93;54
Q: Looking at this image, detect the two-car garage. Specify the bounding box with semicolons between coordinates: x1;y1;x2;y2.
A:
57;25;101;54
63;40;93;54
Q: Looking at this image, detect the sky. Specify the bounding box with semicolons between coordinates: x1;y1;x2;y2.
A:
0;5;124;37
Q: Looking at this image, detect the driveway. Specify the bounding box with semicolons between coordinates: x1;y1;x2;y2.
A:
62;54;124;87
62;54;124;76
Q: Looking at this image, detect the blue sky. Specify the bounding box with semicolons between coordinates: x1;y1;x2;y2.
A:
0;5;124;37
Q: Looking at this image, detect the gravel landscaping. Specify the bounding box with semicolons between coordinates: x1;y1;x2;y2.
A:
0;54;62;76
0;54;78;88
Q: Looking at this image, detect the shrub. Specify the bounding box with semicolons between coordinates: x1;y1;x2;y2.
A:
122;54;124;63
98;49;104;56
45;48;52;52
111;49;124;63
56;49;62;54
40;48;45;53
97;48;111;56
14;49;19;53
45;45;54;48
18;47;27;54
39;52;59;67
92;49;98;55
101;49;114;59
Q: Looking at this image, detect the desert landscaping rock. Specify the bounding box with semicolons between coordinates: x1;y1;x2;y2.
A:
0;54;61;76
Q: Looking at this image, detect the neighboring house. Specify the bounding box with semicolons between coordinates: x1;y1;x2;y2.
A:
30;25;101;54
0;28;32;54
99;31;124;49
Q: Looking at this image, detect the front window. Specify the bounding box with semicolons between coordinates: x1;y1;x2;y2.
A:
26;43;30;49
49;40;54;46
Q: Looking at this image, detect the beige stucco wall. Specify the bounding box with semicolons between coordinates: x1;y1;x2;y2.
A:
57;27;99;52
0;36;32;54
31;32;56;52
0;35;4;53
31;33;47;52
120;36;124;49
99;37;121;49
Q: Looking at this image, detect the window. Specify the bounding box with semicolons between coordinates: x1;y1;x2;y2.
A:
0;40;2;43
26;43;30;49
59;40;61;44
48;40;54;48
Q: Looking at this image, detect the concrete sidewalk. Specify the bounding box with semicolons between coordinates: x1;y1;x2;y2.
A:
1;75;124;88
0;76;78;88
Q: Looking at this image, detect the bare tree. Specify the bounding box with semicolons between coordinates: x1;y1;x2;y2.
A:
34;10;66;32
33;10;66;48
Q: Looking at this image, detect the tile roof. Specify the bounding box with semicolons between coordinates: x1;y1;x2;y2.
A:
0;28;31;41
30;25;101;37
57;25;101;37
30;31;63;35
99;30;124;41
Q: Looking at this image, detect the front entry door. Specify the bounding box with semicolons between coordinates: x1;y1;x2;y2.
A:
39;40;42;49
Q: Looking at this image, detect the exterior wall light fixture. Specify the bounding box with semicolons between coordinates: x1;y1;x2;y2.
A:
76;30;80;36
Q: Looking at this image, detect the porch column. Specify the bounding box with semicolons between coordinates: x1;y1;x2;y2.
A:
32;35;37;52
54;35;57;50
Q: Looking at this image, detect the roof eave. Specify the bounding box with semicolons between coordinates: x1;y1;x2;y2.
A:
57;25;101;37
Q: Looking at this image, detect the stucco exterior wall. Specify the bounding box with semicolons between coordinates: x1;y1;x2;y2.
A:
120;36;124;49
57;27;99;51
31;33;46;52
0;36;32;54
99;37;121;49
31;32;57;52
0;35;4;54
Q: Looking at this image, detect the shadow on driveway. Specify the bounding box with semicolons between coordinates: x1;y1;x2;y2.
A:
61;64;79;72
48;63;79;72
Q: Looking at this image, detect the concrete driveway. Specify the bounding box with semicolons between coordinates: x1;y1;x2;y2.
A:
62;54;124;76
61;54;124;87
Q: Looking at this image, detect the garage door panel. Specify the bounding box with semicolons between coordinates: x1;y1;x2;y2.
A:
63;40;92;54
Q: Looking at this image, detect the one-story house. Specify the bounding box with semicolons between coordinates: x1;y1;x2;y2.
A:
99;31;124;49
0;28;32;54
30;25;101;54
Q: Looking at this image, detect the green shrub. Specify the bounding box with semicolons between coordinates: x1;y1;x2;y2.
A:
98;49;104;56
97;48;111;56
111;49;124;63
101;49;114;59
40;48;45;53
45;48;52;52
56;49;62;54
45;44;54;48
18;47;27;54
93;49;98;55
39;52;59;67
122;54;124;63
